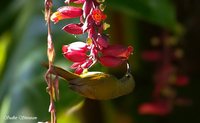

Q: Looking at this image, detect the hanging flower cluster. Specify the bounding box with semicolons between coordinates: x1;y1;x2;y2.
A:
51;0;133;74
138;34;190;116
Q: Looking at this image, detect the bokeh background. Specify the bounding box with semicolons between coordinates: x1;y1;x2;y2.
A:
0;0;200;123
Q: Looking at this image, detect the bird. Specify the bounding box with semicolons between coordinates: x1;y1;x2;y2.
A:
44;63;135;100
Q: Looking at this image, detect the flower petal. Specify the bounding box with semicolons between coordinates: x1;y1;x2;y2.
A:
58;6;83;17
63;51;88;62
92;9;107;23
101;45;133;59
99;56;124;67
51;6;83;23
62;23;83;35
62;42;88;53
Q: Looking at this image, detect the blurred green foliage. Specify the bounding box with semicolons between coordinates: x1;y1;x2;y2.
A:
1;0;198;123
108;0;177;31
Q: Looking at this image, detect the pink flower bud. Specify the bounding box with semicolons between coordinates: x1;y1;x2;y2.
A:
62;23;83;35
101;45;133;59
51;6;83;23
142;50;162;61
99;56;124;67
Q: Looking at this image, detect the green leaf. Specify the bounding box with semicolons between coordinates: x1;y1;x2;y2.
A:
0;32;11;75
107;0;177;31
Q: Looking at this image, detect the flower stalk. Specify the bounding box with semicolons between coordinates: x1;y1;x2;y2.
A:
44;0;58;123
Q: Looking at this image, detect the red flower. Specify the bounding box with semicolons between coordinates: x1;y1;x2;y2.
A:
62;23;83;35
92;9;107;23
101;45;133;59
62;42;96;74
63;51;88;62
63;42;88;52
51;6;83;23
99;45;133;67
62;42;89;62
99;56;124;67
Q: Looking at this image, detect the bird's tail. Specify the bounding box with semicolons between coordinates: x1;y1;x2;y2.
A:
42;63;80;81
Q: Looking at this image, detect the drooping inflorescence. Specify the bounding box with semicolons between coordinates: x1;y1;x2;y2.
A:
51;0;133;74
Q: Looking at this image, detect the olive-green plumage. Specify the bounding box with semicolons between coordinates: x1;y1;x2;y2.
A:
47;64;135;100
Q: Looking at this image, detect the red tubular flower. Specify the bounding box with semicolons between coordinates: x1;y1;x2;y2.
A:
99;56;124;67
51;6;83;23
92;9;107;23
62;23;83;35
98;45;133;67
138;102;171;116
63;51;88;62
63;42;88;52
101;45;133;59
62;42;89;62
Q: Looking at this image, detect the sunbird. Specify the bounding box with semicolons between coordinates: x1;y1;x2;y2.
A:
45;63;135;100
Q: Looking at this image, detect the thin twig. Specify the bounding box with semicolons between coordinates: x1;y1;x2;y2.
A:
44;0;57;123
